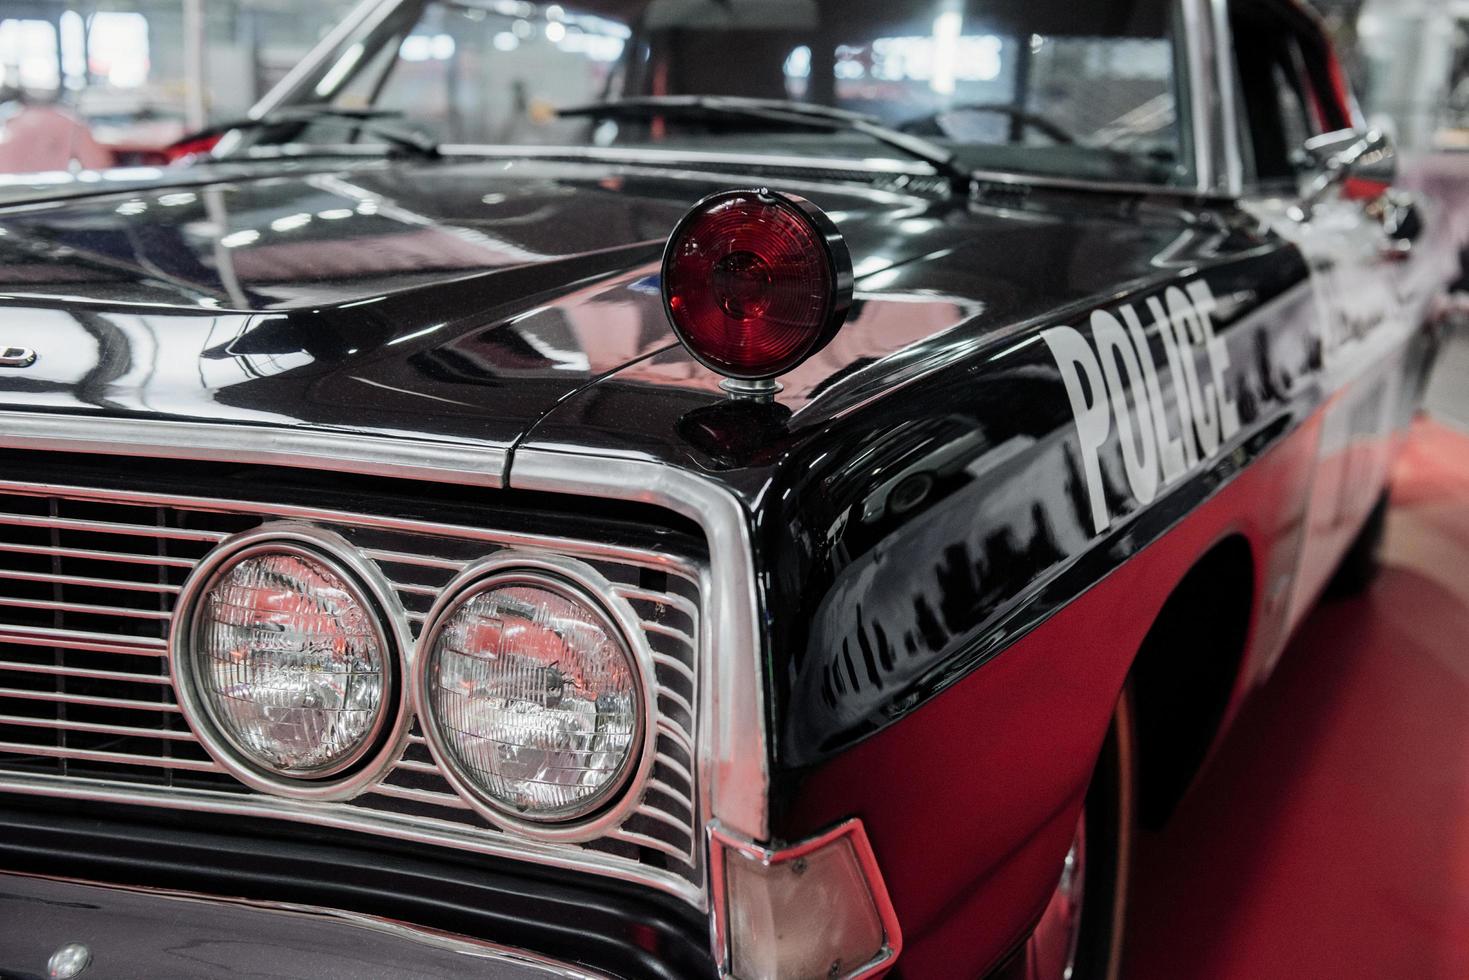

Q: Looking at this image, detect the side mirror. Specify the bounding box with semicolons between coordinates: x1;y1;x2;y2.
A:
1297;129;1397;216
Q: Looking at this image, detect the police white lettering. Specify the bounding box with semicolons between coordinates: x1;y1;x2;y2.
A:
1047;280;1241;534
1119;303;1187;486
1042;325;1112;535
1092;310;1159;506
1166;286;1220;458
1187;281;1241;440
1149;295;1200;469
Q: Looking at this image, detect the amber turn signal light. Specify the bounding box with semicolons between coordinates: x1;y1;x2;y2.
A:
710;819;902;979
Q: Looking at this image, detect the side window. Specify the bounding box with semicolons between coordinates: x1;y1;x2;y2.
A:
1230;2;1347;189
1271;60;1314;168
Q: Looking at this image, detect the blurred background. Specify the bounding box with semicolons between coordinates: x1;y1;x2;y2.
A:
0;0;362;167
0;0;1467;170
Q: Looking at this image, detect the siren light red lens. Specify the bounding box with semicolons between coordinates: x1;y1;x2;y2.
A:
664;193;836;378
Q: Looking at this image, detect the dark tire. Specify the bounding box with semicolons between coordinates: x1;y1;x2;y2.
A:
1012;690;1135;980
1328;491;1390;597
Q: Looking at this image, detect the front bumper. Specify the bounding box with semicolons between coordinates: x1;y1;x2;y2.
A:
0;872;599;980
0;801;715;980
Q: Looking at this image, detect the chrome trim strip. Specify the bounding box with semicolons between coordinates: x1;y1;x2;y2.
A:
369;782;472;809
439;143;933;176
0;542;197;568
1181;0;1219;195
0;568;179;593
0;476;693;579
247;0;393;119
0;771;704;906
0;412;509;489
608;826;693;862
0;714;195;741
510;448;768;843
0;512;224;542
0;660;170;685
0;624;166;656
441;145;1228;201
0;687;182;712
967;165;1221;201
1210;0;1246;196
0;742;219;772
2;870;611;980
0;596;172;621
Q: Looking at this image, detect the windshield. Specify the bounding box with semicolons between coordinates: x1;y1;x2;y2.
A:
246;0;1193;187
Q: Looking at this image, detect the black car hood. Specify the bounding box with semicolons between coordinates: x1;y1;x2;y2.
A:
0;156;974;451
0;155;1199;474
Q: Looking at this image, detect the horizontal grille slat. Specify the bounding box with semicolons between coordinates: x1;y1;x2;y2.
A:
0;569;180;594
0;714;195;741
0;741;218;772
0;596;172;621
390;758;440;775
612;584;698;620
650;650;696;686
656;718;695;758
360;548;466;571
0;542;196;568
646;778;695;813
0;625;167;657
0;512;226;543
607;827;696;862
386;579;439;598
0;476;704;903
641;620;697;648
654;752;693;788
368;782;473;809
0;686;182;712
637;803;693;835
0;659;171;685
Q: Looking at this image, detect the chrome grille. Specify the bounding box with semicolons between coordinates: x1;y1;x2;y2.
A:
0;480;703;904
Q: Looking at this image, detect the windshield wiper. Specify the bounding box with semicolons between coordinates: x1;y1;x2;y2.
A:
172;105;441;160
558;95;972;192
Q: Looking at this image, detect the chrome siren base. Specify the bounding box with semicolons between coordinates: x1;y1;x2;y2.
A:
0;476;704;907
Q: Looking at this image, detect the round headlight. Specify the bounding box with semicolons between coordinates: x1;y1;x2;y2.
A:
172;526;404;797
415;556;652;834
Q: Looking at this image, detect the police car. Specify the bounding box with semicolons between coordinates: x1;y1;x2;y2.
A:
0;0;1450;977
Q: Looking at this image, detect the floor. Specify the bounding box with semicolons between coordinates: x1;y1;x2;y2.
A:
1123;329;1469;979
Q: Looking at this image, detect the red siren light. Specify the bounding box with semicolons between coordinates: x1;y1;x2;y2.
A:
661;189;854;383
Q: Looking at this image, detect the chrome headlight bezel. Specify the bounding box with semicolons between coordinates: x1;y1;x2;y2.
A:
411;552;658;842
169;523;410;801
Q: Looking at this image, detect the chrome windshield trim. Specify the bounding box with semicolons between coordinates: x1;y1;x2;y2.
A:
2;870;611;979
966;166;1227;201
249;0;394;120
510;447;769;843
1210;0;1246;196
438;143;935;176
1181;0;1220;195
0;412;509;488
440;145;1226;200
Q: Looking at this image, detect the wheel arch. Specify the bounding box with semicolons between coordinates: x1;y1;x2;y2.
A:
1127;532;1256;828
